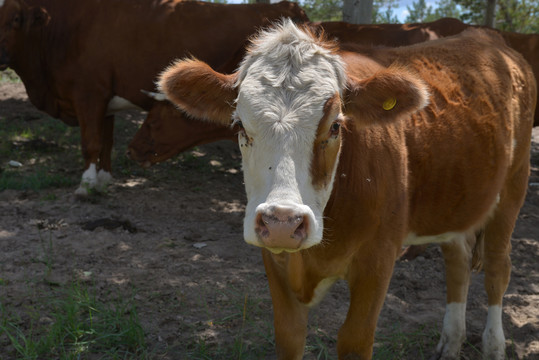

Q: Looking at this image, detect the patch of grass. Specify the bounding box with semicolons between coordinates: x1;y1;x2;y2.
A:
0;168;78;191
178;286;275;360
0;282;147;359
41;192;58;201
373;323;440;359
305;328;336;360
0;68;21;83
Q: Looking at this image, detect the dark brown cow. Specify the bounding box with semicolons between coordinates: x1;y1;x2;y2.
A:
0;0;308;195
310;19;440;46
128;17;539;169
158;21;536;359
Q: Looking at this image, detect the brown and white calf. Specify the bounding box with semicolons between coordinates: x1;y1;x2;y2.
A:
159;21;536;360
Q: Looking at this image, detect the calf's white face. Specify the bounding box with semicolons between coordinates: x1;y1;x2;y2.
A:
158;20;429;254
232;23;346;253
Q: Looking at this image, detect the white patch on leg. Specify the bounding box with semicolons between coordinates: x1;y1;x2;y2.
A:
0;1;5;8
404;232;462;246
482;305;506;360
307;277;338;307
97;169;113;190
435;302;466;359
75;163;97;196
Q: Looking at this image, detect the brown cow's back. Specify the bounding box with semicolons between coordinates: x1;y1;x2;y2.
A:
0;0;308;194
15;0;308;117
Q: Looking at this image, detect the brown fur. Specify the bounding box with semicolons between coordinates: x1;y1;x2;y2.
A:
0;0;308;175
311;94;343;189
159;59;237;126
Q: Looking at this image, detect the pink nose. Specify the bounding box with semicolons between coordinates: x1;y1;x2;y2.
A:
255;206;309;250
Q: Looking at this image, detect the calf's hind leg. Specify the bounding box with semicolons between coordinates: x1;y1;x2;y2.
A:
481;164;529;360
432;234;474;360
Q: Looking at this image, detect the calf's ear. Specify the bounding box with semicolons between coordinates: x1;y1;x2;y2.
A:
343;68;429;126
158;59;237;126
29;6;50;28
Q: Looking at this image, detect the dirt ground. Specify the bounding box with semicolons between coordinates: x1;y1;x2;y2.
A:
0;81;538;359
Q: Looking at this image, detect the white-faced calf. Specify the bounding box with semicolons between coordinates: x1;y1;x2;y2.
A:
158;20;536;360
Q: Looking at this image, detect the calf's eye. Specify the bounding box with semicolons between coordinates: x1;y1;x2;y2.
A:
329;121;341;137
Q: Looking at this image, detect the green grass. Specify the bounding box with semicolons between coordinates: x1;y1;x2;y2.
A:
0;109;82;191
0;68;21;83
373;323;440;359
0;169;78;191
0;282;147;359
178;287;276;360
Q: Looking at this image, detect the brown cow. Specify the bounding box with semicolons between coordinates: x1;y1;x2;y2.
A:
0;0;308;195
158;20;536;359
128;17;539;169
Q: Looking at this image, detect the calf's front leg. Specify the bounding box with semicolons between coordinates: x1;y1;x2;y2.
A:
262;250;309;360
338;247;397;360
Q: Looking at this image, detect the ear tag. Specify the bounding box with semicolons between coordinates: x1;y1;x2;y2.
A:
382;97;397;111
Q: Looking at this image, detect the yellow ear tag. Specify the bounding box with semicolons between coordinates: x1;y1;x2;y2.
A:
382;97;397;111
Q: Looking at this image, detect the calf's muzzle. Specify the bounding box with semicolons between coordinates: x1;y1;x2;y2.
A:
255;205;309;250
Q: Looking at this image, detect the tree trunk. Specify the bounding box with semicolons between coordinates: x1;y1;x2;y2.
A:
485;0;497;27
343;0;373;24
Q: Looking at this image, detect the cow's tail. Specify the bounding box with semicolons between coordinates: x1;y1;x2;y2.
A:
471;228;485;272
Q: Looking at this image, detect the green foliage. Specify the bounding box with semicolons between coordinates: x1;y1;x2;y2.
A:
431;0;462;19
454;0;486;24
497;0;539;32
302;0;343;21
454;0;539;32
373;0;400;23
0;68;21;83
405;0;435;22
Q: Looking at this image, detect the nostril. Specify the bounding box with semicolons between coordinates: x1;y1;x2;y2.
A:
255;213;270;239
255;211;309;243
292;216;308;241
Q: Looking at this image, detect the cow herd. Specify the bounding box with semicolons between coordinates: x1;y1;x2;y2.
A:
0;1;537;359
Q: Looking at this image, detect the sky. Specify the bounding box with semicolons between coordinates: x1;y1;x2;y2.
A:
225;0;433;23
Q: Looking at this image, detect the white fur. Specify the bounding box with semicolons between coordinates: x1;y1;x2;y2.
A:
0;0;4;7
97;169;113;189
141;89;167;101
435;302;467;359
236;20;346;250
307;277;339;307
106;96;141;115
482;305;506;359
75;163;98;196
404;231;463;246
74;165;112;196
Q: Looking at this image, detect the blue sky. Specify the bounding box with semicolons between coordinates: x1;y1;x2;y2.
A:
226;0;435;23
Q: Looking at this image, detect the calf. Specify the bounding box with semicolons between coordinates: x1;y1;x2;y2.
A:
159;21;536;359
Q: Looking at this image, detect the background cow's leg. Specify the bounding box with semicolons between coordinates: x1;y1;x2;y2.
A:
432;234;473;360
481;164;529;360
337;246;397;359
97;115;115;191
74;100;108;196
262;250;309;360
